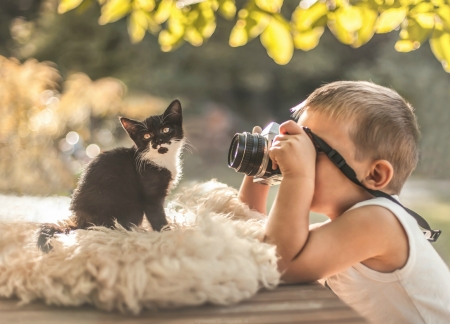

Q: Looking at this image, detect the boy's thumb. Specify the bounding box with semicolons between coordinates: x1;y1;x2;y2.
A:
252;126;263;134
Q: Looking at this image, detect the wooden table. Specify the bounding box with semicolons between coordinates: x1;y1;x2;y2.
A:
0;283;366;324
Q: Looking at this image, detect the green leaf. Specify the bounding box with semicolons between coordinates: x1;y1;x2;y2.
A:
292;2;328;32
375;7;407;33
260;15;293;64
58;0;84;14
255;0;283;13
293;26;324;50
98;0;131;25
430;29;450;72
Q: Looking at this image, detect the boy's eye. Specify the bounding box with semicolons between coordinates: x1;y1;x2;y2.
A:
162;127;170;133
143;134;151;140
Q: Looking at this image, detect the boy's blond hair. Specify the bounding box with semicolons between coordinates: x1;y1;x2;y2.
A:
293;81;420;194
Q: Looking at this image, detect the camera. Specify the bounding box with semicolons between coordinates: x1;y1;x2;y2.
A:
228;122;282;186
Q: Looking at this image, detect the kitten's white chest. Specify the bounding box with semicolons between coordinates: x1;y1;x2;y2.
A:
142;140;183;187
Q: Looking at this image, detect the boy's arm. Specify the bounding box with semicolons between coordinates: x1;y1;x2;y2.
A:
265;176;314;269
264;121;317;269
237;126;269;215
238;175;270;215
281;205;408;283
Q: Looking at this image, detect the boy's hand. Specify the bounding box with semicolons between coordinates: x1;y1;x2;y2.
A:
269;120;316;179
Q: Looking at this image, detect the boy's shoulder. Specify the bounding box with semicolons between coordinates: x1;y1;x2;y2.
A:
335;202;409;271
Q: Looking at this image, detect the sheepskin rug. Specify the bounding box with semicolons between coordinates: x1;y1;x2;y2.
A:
0;180;280;314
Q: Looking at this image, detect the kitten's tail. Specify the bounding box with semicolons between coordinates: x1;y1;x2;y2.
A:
37;217;78;253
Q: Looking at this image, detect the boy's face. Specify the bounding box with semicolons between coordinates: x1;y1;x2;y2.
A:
297;110;372;218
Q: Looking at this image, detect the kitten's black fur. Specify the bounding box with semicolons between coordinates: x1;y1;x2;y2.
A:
37;100;184;252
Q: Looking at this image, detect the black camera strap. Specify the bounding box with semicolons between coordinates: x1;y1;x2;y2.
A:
303;127;441;242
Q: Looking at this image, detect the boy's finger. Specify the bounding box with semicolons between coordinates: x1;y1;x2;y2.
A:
279;120;303;135
268;150;279;170
252;126;263;134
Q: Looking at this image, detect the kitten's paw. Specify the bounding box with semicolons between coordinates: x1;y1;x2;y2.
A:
37;223;63;253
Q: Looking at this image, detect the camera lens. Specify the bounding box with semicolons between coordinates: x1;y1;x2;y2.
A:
228;132;266;176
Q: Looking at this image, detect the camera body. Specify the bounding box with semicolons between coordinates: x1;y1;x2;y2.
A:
228;122;283;186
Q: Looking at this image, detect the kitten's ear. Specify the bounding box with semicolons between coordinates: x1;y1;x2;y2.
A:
163;100;182;121
120;117;141;137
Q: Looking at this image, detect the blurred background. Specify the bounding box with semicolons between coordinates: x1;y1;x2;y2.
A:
0;0;449;263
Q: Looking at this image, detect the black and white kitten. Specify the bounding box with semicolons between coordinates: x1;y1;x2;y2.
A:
37;100;184;252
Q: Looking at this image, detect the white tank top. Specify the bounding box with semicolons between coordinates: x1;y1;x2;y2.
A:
323;197;450;324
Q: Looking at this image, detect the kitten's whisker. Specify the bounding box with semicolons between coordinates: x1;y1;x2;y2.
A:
182;138;196;154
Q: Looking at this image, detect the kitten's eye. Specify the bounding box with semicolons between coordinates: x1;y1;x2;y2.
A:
163;127;170;133
143;134;151;140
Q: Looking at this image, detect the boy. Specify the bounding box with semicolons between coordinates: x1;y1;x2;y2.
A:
238;81;450;323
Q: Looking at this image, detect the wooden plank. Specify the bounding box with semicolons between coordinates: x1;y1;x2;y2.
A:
0;283;367;324
0;301;366;324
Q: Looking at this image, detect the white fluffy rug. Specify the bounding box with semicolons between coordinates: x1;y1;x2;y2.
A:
0;180;280;314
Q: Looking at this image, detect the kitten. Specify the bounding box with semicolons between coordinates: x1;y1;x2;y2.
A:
37;100;184;252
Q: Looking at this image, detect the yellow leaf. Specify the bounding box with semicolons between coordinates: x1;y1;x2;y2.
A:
260;16;293;65
430;29;450;72
154;0;173;24
128;12;147;43
195;8;217;38
399;0;421;5
168;16;186;37
146;13;161;34
247;10;271;38
229;24;248;47
58;0;84;13
375;7;407;33
185;27;203;46
255;0;283;13
410;2;434;14
414;13;435;29
437;5;450;29
292;2;328;32
354;6;377;47
293;26;324;50
402;18;432;44
327;13;355;45
395;39;419;52
98;0;131;25
158;29;182;47
336;6;362;33
219;0;236;20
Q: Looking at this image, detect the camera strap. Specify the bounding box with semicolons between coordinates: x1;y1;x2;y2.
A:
304;128;442;242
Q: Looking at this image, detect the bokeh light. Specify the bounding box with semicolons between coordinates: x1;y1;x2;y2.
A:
66;131;79;145
86;144;100;158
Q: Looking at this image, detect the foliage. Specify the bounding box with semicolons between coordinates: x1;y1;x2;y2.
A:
0;55;162;195
57;0;450;71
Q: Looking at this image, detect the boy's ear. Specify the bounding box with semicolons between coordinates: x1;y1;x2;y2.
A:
119;117;141;137
362;160;394;193
163;100;182;122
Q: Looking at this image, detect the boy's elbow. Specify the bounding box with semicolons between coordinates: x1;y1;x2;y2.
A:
278;259;318;284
